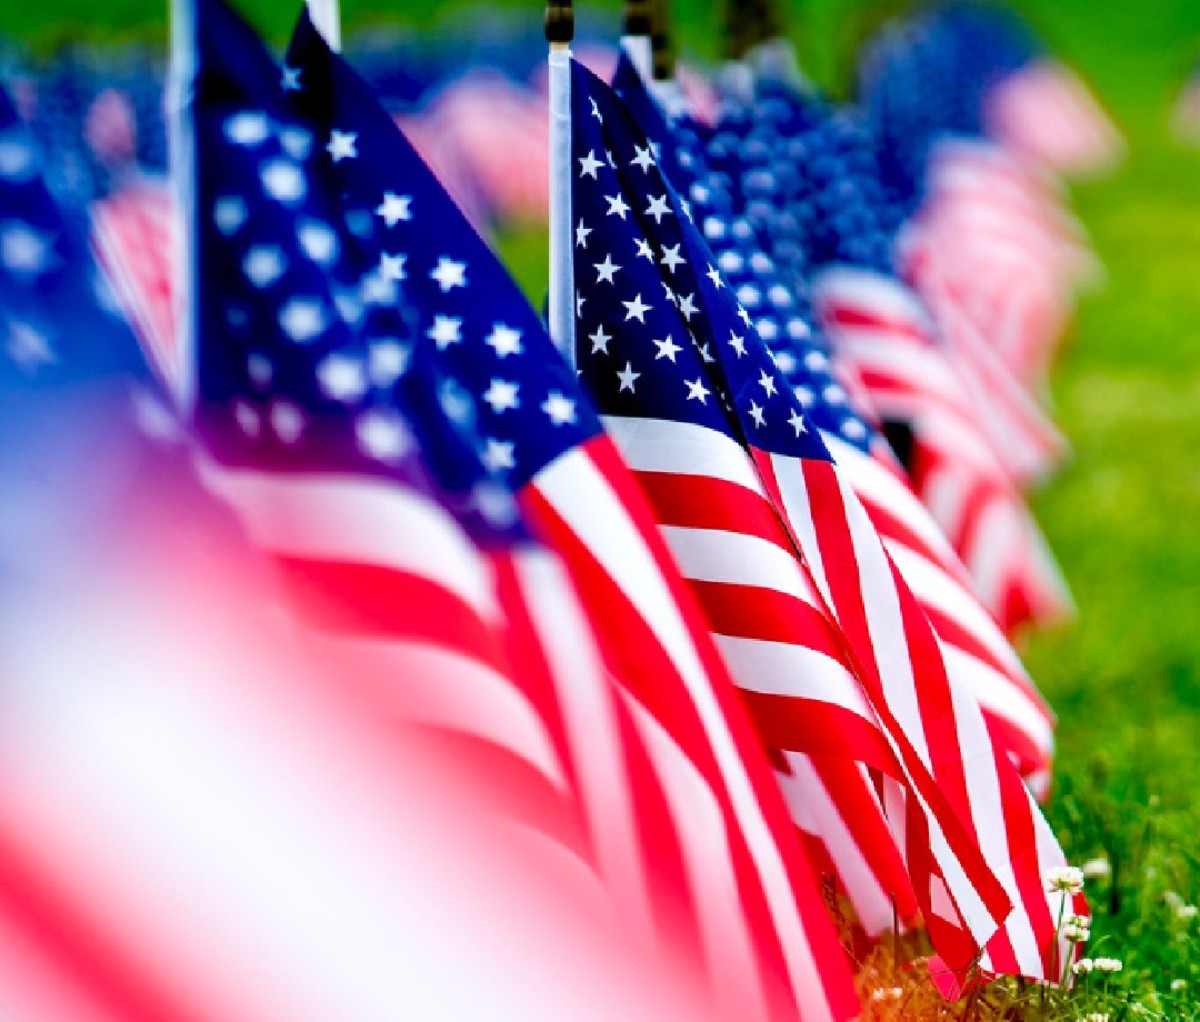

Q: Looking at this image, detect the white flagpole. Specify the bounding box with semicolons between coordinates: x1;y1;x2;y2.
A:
546;0;575;368
306;0;342;52
166;0;197;413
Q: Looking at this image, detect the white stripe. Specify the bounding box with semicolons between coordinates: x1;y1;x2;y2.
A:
941;645;1054;760
813;266;933;333
534;447;836;1022
623;695;770;1022
197;463;498;622
660;524;821;608
514;548;656;945
822;434;961;570
714;634;876;724
602;414;765;494
778;753;893;937
306;634;569;793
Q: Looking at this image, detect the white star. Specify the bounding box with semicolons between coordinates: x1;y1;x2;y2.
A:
376;192;413;227
631;144;655;171
541;391;577;426
699;343;715;364
660;244;685;273
589;324;613;355
440;381;472;424
635;238;654;261
360;272;397;307
794;385;814;407
357;410;412;463
427;315;463;349
270;401;304;444
578;150;603;178
677;293;698;320
654;335;682;362
737;305;753;327
213;196;247;235
370;341;411;385
662;282;677;306
6;321;55;371
260;159;306;204
280;127;312;161
805;351;829;371
575;220;593;248
485;323;523;358
772;350;797;374
843;419;867;440
483;378;520;414
0;137;34;181
317;355;367;402
243;246;286;288
278;298;325;342
623;294;651;323
645;194;672;223
706;264;724;288
718;250;743;273
788;409;808;436
685;378;710;404
430;256;467;292
748;401;766;428
703;217;726;240
757;369;778;398
737;284;761;308
0;224;52;274
589;97;603;121
824;384;846;404
247;353;272;389
787;318;811;340
576;291;586;316
296;219;338;264
326;129;358;162
233;401;260;437
224;111;269;146
482;438;516;473
616;361;641;393
594;254;621;284
768;284;793;308
605;194;631;219
756;318;778;341
281;65;302;91
379;252;407;281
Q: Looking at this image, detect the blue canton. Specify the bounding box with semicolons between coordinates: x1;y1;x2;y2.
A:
280;11;605;500
569;59;833;467
188;0;528;545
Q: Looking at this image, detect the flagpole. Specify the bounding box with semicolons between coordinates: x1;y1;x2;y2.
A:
546;0;575;367
306;0;342;52
166;0;196;413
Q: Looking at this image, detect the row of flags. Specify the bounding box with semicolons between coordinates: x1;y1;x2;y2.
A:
0;0;1121;1017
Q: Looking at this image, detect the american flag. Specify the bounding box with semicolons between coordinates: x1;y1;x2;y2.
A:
187;9;864;1020
568;53;1082;984
615;46;1058;796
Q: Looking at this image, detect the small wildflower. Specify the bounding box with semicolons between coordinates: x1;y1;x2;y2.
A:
1080;1013;1109;1022
1062;913;1091;943
1093;957;1123;973
1171;979;1188;992
1047;865;1085;895
1072;958;1094;975
1082;857;1112;880
1178;904;1198;920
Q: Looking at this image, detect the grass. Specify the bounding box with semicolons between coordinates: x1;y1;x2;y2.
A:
8;0;1200;1016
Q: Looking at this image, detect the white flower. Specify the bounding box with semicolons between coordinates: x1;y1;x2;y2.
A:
1062;914;1091;943
1178;904;1198;920
1047;865;1085;895
1171;979;1188;992
1092;957;1123;973
1072;958;1094;975
1082;857;1112;880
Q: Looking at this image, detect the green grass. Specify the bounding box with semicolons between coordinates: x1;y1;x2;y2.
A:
9;0;1200;1015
